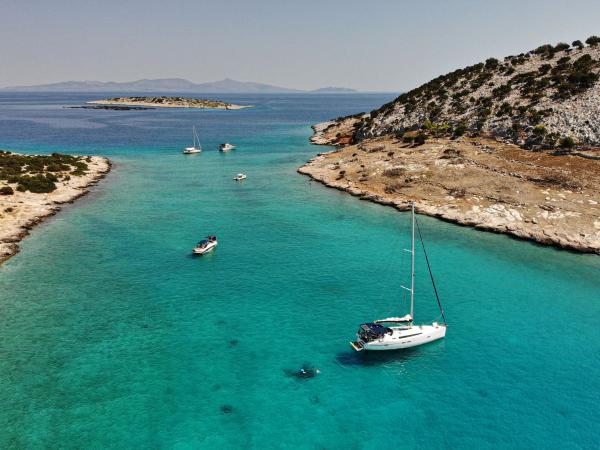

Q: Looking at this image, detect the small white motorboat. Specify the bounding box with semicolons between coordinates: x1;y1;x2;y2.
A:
233;173;247;181
183;126;202;154
219;142;236;152
192;235;217;255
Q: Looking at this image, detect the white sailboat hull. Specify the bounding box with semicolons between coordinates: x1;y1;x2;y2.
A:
359;323;446;351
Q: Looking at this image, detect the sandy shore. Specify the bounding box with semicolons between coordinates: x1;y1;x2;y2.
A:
87;99;252;110
300;123;600;254
0;156;111;265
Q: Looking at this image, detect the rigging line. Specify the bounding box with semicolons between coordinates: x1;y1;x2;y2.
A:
414;216;447;325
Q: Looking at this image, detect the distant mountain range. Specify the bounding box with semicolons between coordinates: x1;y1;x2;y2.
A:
2;78;357;94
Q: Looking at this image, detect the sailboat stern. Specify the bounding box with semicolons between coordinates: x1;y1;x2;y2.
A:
350;341;365;352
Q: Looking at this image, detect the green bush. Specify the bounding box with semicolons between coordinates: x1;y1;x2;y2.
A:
585;36;600;46
572;40;584;49
485;58;499;69
496;102;513;117
554;42;570;52
0;152;88;186
560;136;576;148
0;186;13;195
452;124;467;138
16;174;57;193
492;84;511;99
414;133;427;145
532;44;553;55
538;64;552;75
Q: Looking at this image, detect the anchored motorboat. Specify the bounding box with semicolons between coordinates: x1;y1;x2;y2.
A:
350;202;447;352
233;173;247;181
219;142;236;152
183;126;202;154
192;235;217;255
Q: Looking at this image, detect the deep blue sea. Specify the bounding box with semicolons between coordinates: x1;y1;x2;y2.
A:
0;92;599;449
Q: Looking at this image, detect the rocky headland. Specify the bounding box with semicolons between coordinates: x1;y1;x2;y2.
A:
0;152;111;264
300;36;600;254
87;96;252;110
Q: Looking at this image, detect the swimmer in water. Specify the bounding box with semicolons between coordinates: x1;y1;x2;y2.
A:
296;366;320;378
285;364;321;379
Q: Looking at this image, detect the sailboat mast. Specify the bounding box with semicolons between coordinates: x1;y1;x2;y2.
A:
410;201;415;319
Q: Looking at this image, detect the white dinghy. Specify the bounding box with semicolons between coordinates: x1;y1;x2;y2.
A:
192;235;217;255
219;142;236;152
350;202;447;351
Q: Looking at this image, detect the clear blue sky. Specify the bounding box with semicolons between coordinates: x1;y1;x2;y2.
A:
2;0;600;91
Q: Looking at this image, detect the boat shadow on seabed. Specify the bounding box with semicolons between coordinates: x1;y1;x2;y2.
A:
335;347;421;366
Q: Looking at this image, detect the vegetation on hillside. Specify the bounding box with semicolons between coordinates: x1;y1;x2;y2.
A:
102;96;235;108
0;151;89;194
351;35;600;150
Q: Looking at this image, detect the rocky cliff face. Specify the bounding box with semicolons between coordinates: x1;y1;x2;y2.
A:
342;37;600;150
302;37;600;254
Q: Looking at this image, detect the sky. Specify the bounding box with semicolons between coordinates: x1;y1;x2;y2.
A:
1;0;600;91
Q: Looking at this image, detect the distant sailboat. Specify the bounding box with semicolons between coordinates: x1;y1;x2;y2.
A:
183;126;202;154
350;202;447;351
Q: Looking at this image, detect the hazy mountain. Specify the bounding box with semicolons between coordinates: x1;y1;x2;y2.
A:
310;87;357;93
2;78;356;94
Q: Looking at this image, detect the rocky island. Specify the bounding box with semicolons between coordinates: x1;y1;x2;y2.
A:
300;36;600;254
87;96;253;110
0;151;110;264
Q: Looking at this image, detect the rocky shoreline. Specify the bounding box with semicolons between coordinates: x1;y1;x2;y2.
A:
0;156;111;265
299;123;600;254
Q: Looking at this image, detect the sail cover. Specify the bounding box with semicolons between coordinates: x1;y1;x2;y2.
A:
374;315;413;323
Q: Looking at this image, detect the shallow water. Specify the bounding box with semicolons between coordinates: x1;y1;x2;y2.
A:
0;93;599;449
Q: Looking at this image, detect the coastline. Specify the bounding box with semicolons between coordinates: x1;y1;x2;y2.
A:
299;123;600;254
86;99;252;110
0;156;111;265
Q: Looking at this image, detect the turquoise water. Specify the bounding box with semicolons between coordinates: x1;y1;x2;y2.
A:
1;93;599;449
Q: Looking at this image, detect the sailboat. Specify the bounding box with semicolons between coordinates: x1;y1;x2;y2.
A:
182;126;202;154
350;202;447;351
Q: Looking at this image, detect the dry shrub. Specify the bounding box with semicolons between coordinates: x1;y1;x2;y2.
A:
384;182;404;194
383;167;405;177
